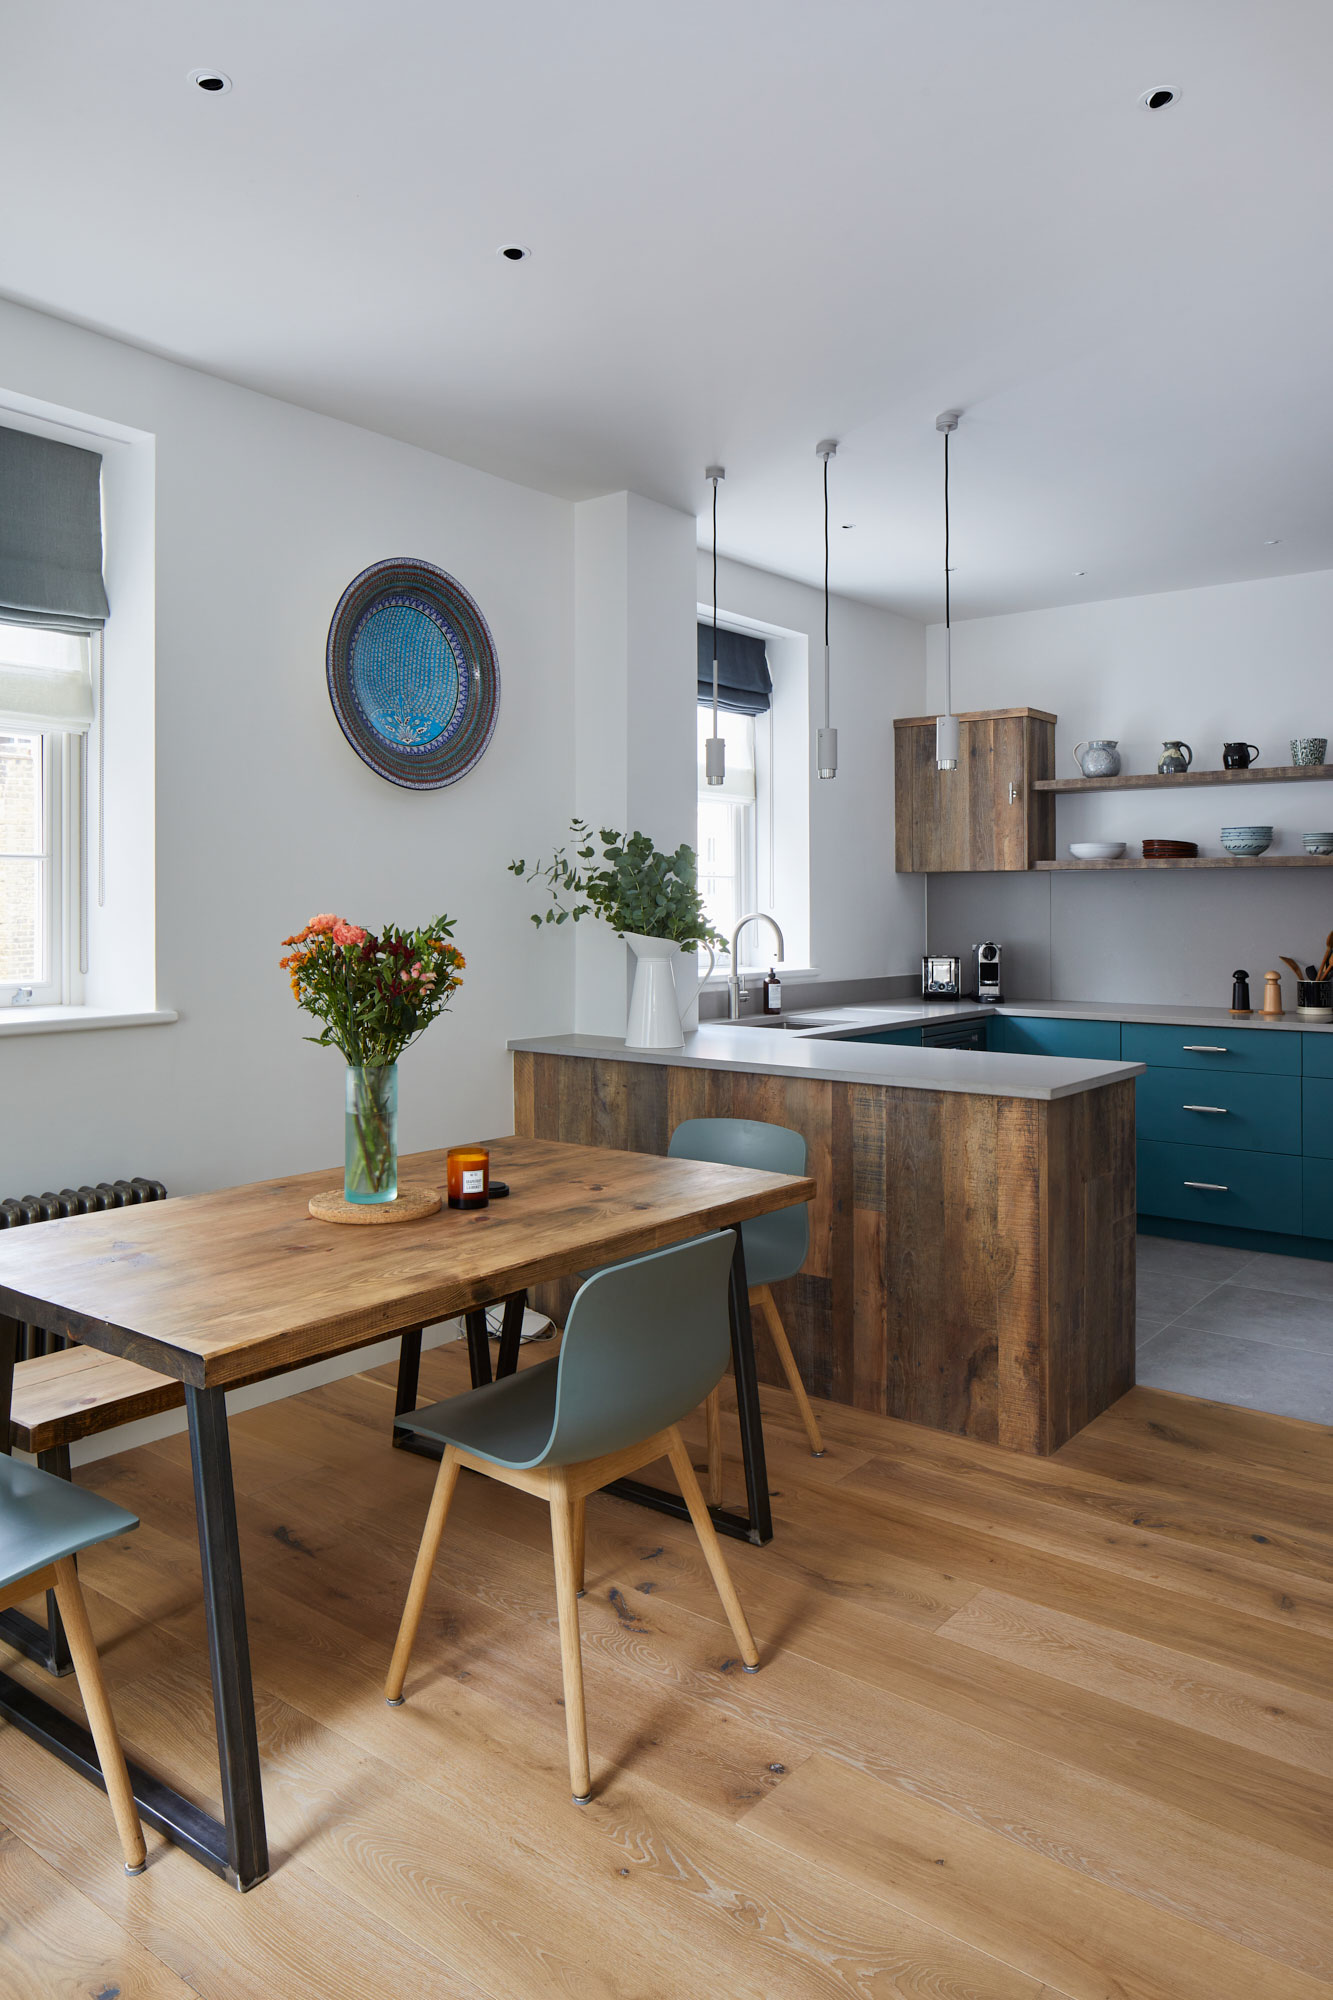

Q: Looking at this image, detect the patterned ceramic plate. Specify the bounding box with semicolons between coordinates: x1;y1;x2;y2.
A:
326;557;500;789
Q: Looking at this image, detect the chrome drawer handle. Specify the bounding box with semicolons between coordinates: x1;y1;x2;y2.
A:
1183;1180;1229;1191
1182;1044;1229;1053
1183;1103;1228;1113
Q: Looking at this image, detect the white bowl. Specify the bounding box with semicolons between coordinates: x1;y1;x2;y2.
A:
1069;841;1126;860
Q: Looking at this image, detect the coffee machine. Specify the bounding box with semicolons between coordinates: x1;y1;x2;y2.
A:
972;941;1002;1004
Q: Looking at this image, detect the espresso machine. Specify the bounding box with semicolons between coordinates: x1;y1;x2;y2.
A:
972;941;1003;1004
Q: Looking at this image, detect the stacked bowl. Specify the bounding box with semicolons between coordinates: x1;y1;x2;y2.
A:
1304;832;1333;856
1221;825;1273;856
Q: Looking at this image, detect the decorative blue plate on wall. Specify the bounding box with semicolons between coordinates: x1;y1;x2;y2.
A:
326;557;500;789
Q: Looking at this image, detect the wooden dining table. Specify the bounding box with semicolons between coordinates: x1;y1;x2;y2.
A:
0;1133;814;1891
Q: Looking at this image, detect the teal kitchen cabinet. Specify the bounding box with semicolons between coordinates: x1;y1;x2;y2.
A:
847;1027;924;1045
1138;1139;1303;1235
988;1016;1121;1061
1302;1032;1333;1079
1303;1158;1333;1239
1136;1066;1301;1155
1302;1076;1333;1159
1122;1022;1300;1076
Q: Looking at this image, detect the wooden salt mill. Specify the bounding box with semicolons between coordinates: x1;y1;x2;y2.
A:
1262;969;1284;1017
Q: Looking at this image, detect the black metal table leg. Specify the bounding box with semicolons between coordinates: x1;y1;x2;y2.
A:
608;1230;773;1546
391;1327;423;1449
494;1292;527;1378
0;1312;15;1453
186;1385;269;1891
464;1310;493;1387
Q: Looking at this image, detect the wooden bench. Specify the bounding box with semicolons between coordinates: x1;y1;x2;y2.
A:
2;1346;184;1675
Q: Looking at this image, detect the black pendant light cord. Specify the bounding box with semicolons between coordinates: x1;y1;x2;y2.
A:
823;454;830;653
712;476;719;732
943;429;951;637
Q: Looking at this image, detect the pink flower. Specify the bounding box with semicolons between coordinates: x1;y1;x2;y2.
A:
410;961;423;977
308;913;339;934
332;921;367;947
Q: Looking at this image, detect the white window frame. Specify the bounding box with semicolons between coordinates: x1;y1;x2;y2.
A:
0;636;93;1010
697;703;761;967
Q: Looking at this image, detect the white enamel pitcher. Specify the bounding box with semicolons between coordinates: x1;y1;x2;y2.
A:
624;935;716;1049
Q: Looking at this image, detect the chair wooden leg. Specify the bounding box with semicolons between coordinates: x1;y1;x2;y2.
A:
753;1285;825;1457
50;1558;146;1875
386;1446;461;1704
549;1476;592;1801
665;1429;760;1670
704;1388;724;1506
572;1494;586;1596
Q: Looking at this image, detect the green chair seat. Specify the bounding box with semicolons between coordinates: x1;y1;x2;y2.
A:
0;1454;139;1590
668;1118;808;1287
399;1232;738;1469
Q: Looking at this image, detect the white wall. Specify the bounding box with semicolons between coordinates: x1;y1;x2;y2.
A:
572;492;697;1033
701;552;926;981
0;296;577;1197
925;571;1333;1006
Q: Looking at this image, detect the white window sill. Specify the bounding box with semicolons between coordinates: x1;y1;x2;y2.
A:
0;1005;178;1038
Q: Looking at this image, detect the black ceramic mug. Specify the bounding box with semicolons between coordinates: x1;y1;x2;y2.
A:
1223;742;1260;768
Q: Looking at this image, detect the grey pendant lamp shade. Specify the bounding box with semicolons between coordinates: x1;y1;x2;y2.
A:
935;411;961;772
816;440;837;779
0;425;109;630
704;466;725;785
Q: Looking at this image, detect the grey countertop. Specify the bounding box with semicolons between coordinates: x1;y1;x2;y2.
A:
509;1021;1145;1102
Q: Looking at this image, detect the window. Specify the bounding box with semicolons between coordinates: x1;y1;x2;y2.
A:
0;621;91;1005
696;704;757;958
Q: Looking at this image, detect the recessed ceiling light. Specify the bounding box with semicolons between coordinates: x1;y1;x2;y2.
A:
1139;85;1179;111
1264;538;1281;546
1073;570;1087;577
497;244;531;263
841;523;855;530
188;69;232;93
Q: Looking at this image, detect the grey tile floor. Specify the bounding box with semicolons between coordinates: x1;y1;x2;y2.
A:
1135;1234;1333;1423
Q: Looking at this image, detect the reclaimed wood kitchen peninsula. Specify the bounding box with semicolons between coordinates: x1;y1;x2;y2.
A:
511;1024;1144;1456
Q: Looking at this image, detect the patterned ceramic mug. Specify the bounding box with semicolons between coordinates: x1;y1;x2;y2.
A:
1291;737;1328;766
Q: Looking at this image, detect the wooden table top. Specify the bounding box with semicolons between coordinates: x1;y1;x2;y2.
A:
0;1136;815;1390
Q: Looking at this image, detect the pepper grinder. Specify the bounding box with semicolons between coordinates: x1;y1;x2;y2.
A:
1262;969;1284;1017
1231;968;1252;1016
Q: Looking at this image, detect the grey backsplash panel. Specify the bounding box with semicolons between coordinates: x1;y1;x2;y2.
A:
925;868;1333;1008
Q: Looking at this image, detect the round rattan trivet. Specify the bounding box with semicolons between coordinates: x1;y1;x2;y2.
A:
308;1182;442;1225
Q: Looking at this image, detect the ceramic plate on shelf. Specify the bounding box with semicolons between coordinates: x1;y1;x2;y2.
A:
326;557;500;789
1142;839;1198;857
1068;841;1126;860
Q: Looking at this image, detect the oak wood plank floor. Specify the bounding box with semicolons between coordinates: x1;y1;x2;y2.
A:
1;1339;1329;1999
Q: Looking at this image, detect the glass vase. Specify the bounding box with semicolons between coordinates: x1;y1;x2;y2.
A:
345;1063;398;1203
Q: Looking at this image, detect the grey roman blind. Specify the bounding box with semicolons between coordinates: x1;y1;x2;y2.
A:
0;424;109;631
697;623;772;716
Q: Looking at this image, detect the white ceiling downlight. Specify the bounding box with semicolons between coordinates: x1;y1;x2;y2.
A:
188;69;232;94
497;244;531;263
1139;85;1179;110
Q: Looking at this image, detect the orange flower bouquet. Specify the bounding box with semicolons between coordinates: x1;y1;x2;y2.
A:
280;914;464;1203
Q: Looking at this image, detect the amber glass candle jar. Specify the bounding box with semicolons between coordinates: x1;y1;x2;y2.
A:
446;1145;490;1209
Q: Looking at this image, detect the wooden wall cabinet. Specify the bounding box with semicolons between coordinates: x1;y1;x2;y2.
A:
894;706;1056;871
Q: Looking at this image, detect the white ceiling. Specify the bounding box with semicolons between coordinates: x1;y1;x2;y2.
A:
5;1;1332;620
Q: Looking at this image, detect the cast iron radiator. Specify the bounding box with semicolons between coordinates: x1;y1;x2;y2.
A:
1;1179;167;1357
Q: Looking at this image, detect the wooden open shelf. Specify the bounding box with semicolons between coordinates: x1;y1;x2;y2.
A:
1038;854;1333;870
1034;762;1333;794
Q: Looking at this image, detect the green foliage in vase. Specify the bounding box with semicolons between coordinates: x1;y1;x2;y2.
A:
509;820;725;947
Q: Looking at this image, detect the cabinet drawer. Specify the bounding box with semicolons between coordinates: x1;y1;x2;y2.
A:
990;1016;1121;1061
1121;1022;1299;1075
1303;1078;1333;1158
1303;1158;1333;1239
1302;1033;1333;1078
1137;1140;1302;1233
1136;1067;1301;1154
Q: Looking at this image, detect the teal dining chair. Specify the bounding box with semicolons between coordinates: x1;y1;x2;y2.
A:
0;1455;146;1873
385;1230;760;1803
667;1118;825;1502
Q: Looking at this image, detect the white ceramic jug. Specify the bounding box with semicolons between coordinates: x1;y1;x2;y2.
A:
624;935;716;1049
